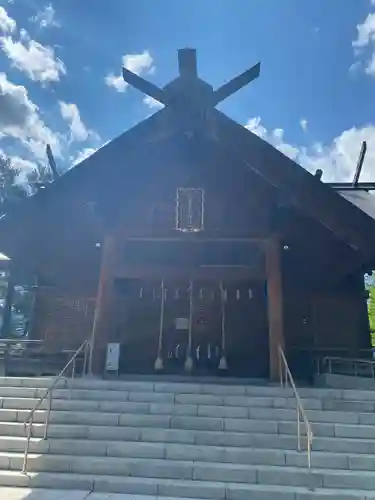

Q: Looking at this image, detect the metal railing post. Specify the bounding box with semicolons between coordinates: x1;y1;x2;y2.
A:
278;345;313;470
22;419;32;473
297;404;301;452
284;364;288;388
83;342;89;376
307;430;312;469
22;339;89;474
44;389;53;440
70;358;76;400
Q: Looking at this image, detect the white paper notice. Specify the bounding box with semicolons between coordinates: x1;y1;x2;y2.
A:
105;342;120;371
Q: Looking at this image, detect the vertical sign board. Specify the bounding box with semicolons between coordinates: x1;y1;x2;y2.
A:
105;342;120;375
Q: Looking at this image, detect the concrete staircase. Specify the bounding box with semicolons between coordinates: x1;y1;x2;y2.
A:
1;379;375;499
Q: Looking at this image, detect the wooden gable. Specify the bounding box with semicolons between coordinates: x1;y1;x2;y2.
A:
1;48;375;290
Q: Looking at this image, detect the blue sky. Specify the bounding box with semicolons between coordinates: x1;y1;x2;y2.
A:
0;0;375;182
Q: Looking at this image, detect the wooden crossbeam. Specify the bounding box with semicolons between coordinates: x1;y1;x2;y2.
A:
120;49;260;109
209;109;375;263
352;141;367;186
178;48;197;78
122;67;167;105
213;62;261;105
46;144;59;180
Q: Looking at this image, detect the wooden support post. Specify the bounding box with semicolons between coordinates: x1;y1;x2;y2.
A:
266;237;285;381
89;234;116;375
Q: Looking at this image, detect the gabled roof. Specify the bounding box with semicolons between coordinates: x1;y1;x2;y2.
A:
207;109;375;263
338;190;375;221
1;48;375;285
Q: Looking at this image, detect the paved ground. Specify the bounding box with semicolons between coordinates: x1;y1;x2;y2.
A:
0;489;192;500
0;490;162;500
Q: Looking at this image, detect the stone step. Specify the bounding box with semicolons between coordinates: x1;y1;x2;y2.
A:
0;376;363;398
4;376;375;405
0;386;324;408
2;389;375;421
5;451;375;490
0;397;321;415
4;435;375;470
4;401;375;428
3;421;375;454
1;468;375;499
2;384;375;415
0;409;336;434
4;395;375;417
3;407;375;433
0;377;312;395
0;488;95;500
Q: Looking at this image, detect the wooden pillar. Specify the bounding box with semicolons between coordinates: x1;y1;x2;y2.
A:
266;236;285;381
89;233;116;375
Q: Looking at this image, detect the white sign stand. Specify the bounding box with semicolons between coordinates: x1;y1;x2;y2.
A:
105;342;120;377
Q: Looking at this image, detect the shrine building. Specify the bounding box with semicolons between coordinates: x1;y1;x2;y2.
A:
0;48;374;381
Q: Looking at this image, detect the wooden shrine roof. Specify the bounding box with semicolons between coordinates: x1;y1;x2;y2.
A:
337;190;375;221
1;48;375;286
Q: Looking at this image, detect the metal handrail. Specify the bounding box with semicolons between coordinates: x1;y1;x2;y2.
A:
22;339;90;473
317;356;375;378
278;345;313;469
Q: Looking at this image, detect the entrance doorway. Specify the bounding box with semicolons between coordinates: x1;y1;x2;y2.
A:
161;280;222;375
114;278;268;377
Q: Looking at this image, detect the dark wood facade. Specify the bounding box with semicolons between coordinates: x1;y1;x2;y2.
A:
0;49;373;380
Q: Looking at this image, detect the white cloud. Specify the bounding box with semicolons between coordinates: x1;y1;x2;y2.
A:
19;28;30;41
72;147;97;165
30;4;59;29
105;50;154;92
104;74;125;93
59;101;95;142
9;156;37;172
352;11;375;76
0;147;37;184
353;13;375;48
1;36;66;83
0;6;16;33
0;72;62;160
366;50;375;76
245;116;375;183
300;119;308;132
143;95;164;110
244;116;267;139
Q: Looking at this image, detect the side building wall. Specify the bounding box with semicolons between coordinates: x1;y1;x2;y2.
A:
284;274;371;380
32;287;96;352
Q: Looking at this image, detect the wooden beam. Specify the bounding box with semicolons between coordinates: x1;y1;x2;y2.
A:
213;62;261;106
352;141;367;186
46;144;59;180
266;236;285;381
122;67;167;105
123;236;266;243
88;233;116;374
178;48;198;78
209;109;375;262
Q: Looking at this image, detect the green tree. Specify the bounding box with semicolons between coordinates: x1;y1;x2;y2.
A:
0;155;29;337
0;155;49;338
26;163;53;193
0;155;28;215
365;272;375;347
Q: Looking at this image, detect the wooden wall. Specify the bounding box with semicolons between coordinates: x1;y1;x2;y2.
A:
32;287;96;352
284;273;371;379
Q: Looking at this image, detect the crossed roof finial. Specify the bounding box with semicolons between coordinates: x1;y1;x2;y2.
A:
122;48;260;109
